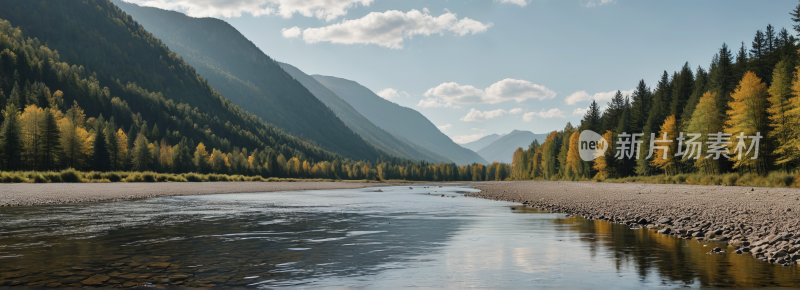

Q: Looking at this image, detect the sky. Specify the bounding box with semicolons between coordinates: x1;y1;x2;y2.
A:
123;0;797;144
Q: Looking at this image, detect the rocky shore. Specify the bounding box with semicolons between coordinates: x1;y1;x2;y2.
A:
467;181;800;266
0;181;389;207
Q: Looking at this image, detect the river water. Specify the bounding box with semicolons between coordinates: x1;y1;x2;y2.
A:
0;185;798;288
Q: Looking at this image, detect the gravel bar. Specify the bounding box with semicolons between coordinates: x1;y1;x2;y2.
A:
467;181;800;266
0;181;390;207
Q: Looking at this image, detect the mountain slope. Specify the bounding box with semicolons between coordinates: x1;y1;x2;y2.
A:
312;75;488;165
461;134;503;152
109;0;382;161
477;130;547;163
0;0;341;163
278;62;450;163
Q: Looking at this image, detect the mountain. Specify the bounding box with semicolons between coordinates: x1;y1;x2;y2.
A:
477;130;547;163
312;76;488;165
278;62;450;163
461;134;503;152
0;0;342;164
109;0;382;161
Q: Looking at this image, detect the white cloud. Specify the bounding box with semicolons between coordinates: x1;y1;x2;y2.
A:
281;26;302;38
300;9;492;49
123;0;371;20
523;108;565;121
495;0;528;7
452;133;485;144
509;108;524;114
564;89;634;105
572;107;589;116
582;0;615;8
460;108;507;122
417;98;456;109
471;128;487;132
377;88;402;100
424;79;556;106
423;7;430;14
437;124;452;131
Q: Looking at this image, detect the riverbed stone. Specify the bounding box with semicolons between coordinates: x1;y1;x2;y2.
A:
81;274;110;285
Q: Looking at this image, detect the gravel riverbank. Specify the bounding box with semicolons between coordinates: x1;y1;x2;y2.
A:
0;181;390;207
468;181;800;266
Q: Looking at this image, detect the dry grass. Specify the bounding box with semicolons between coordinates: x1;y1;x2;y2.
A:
0;169;345;183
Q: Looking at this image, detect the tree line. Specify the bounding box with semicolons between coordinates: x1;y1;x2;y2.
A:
0;17;515;182
513;6;800;181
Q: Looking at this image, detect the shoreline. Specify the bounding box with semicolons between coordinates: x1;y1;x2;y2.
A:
467;181;800;266
0;181;401;207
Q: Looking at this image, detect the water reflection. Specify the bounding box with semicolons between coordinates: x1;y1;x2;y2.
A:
0;186;797;288
558;214;800;287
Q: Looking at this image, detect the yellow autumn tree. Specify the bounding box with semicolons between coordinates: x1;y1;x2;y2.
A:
593;130;615;179
58;103;93;169
726;71;770;173
686;92;721;174
114;129;128;170
194;142;209;172
209;148;226;173
777;61;800;166
566;131;583;180
651;115;679;175
19;105;46;169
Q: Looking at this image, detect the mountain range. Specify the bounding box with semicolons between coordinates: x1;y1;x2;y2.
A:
311;75;488;165
466;131;547;163
110;0;383;161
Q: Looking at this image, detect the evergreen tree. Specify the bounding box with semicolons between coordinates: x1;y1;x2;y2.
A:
131;133;151;171
151;124;160;142
768;59;798;169
750;30;769;80
709;44;737;129
580;100;602;132
637;71;671;175
791;1;800;35
0;103;22;170
681;66;709;129
39;108;61;170
92;120;110;171
670;62;695;123
629;80;651;132
601;91;625;132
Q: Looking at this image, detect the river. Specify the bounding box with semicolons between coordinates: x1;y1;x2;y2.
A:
0;185;797;288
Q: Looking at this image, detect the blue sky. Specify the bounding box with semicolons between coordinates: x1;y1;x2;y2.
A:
124;0;797;144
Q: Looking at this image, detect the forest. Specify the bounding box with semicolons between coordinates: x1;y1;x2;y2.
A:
511;4;800;186
0;0;511;183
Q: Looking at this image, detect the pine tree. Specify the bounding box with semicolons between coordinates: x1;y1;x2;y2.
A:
39;108;61;170
638;71;671;175
151;124;160;142
768;58;798;168
580;100;601;133
0;103;22;170
791;1;800;35
131;133;151;171
681;66;709;130
92;120;110;171
750;30;769;80
629;80;651;132
734;42;749;80
726;71;770;174
670;63;695;123
686;92;722;174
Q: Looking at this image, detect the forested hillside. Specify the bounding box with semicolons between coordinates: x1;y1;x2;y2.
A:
313;75;488;165
278;62;450;163
0;0;506;182
105;0;382;161
512;18;800;183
